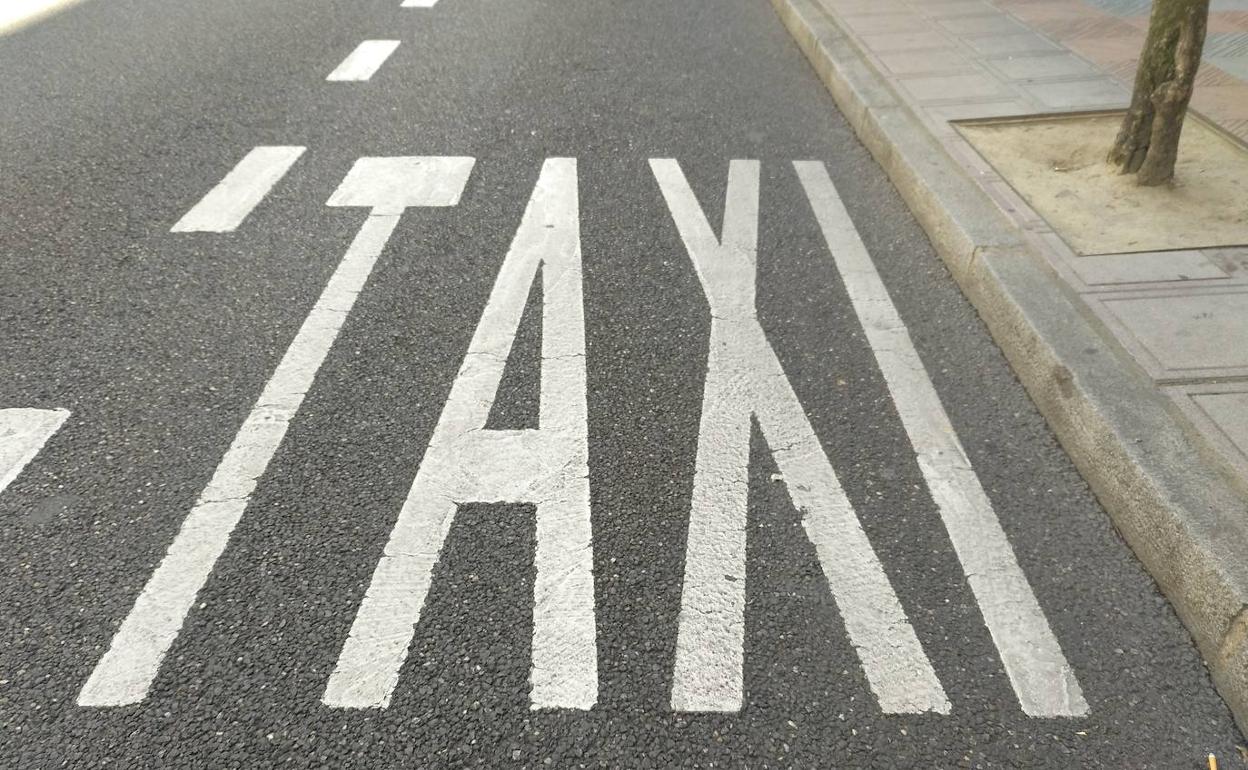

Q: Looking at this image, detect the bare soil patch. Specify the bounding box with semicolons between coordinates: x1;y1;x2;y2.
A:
959;113;1248;255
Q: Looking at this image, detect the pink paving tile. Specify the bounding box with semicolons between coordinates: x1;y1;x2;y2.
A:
1066;34;1150;63
939;13;1030;36
1041;16;1142;43
1195;65;1243;87
1103;59;1140;81
1003;2;1096;18
1208;12;1248;33
1221;119;1248;140
1193;86;1248;119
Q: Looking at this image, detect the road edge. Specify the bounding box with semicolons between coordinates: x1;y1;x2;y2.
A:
771;0;1248;735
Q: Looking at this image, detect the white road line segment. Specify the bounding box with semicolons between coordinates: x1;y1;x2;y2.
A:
0;408;70;497
324;158;597;711
78;157;476;707
793;160;1088;718
652;158;949;715
327;40;401;82
171;146;306;233
0;0;88;35
401;0;439;7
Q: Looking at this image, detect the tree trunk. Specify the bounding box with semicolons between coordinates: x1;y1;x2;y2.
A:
1107;0;1209;186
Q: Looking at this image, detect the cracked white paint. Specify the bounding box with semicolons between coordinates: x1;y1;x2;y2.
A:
794;160;1087;718
324;158;597;711
79;157;476;707
652;158;949;715
0;408;69;497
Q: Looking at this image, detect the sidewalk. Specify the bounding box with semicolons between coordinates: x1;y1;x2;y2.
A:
829;0;1248;483
772;0;1248;734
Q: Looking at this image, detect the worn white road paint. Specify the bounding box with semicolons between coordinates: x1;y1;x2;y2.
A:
327;40;401;82
0;408;69;496
401;0;439;7
170;146;306;233
794;160;1087;718
652;159;949;715
79;157;476;707
0;0;88;35
324;158;597;711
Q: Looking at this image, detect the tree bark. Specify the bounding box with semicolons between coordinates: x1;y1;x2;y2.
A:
1107;0;1209;186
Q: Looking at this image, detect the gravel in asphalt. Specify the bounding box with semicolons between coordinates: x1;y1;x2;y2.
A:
0;0;1243;766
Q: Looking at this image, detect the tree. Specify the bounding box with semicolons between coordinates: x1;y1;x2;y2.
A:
1107;0;1210;186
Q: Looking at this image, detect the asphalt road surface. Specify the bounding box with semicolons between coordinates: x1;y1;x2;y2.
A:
1;0;1244;767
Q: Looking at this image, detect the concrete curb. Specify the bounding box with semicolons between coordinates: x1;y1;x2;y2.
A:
771;0;1248;735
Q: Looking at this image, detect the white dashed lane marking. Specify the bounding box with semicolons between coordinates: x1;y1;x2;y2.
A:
170;146;305;233
327;40;401;82
0;408;69;497
0;0;87;35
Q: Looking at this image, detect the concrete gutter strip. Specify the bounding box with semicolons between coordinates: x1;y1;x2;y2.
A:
771;0;1248;735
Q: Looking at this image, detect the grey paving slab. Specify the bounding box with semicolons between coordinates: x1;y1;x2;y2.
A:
938;14;1029;37
899;71;1016;102
986;52;1101;82
821;0;908;16
1018;78;1130;109
918;1;997;19
843;12;931;34
965;32;1061;56
924;99;1040;123
860;29;953;51
1193;391;1248;461
1070;250;1230;287
1166;382;1248;482
1099;290;1248;376
876;47;979;75
1206;247;1248;278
